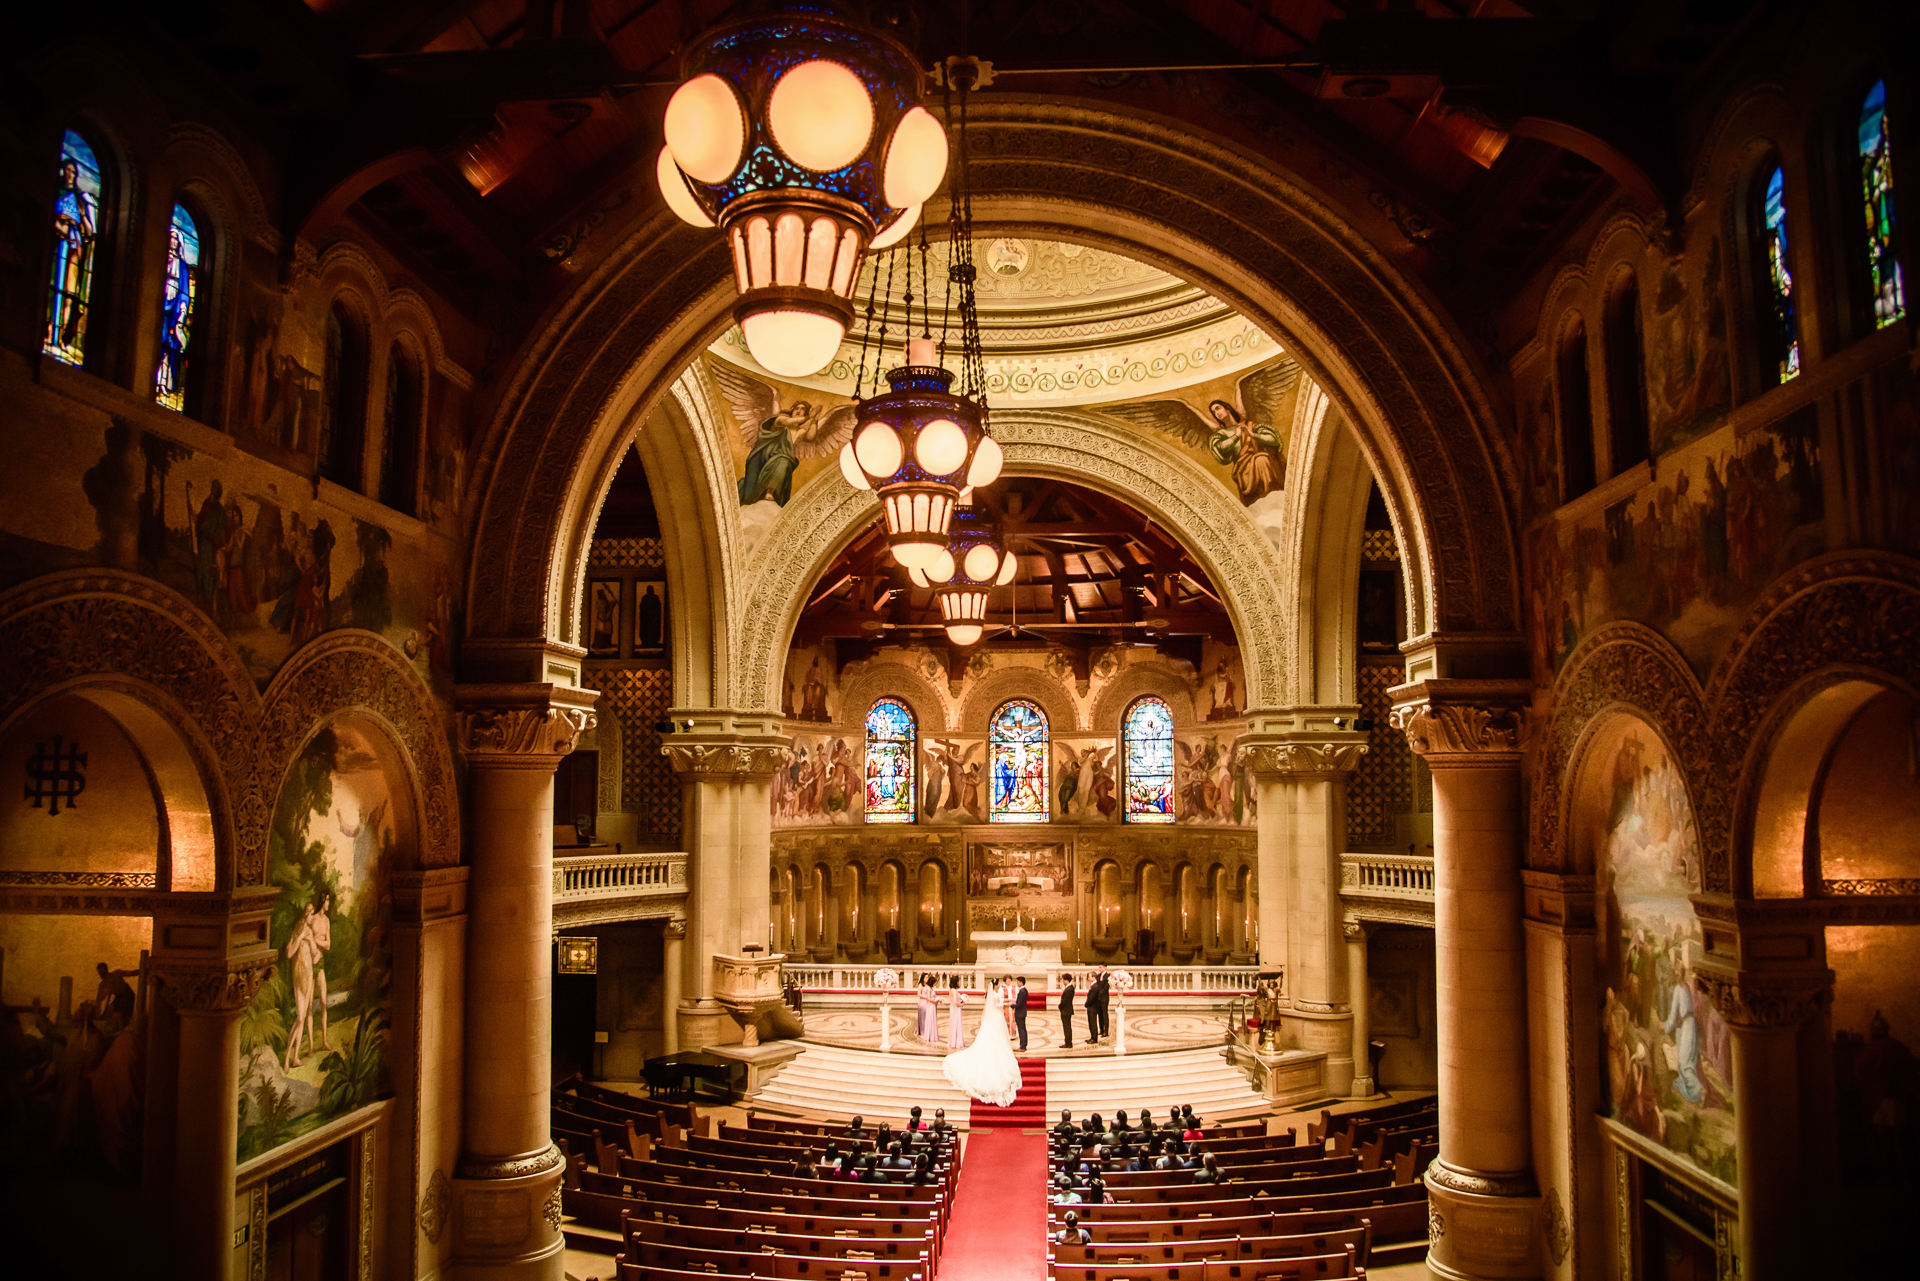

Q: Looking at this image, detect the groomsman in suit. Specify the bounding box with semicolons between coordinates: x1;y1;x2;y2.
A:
1058;973;1077;1048
1013;976;1030;1051
1087;965;1111;1045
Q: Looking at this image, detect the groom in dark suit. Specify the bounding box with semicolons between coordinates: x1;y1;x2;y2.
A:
1058;973;1077;1048
1086;966;1111;1045
1013;976;1030;1051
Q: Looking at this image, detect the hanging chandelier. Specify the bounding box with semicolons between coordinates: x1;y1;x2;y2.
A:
836;57;1000;570
655;8;949;377
909;501;1017;646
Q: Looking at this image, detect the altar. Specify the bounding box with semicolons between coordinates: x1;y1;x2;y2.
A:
970;929;1069;976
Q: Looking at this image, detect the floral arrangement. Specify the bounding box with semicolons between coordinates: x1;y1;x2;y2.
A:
873;967;900;991
1109;968;1135;992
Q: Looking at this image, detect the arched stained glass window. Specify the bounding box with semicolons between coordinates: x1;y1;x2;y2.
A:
1758;165;1800;384
1859;79;1904;327
989;699;1049;822
153;203;201;411
45;130;103;367
864;697;916;823
1122;696;1176;823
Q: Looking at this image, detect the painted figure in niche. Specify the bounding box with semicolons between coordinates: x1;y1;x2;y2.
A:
798;658;830;722
45;132;101;365
1056;743;1115;818
1096;359;1298;504
1176;738;1225;819
588;582;619;654
282;892;333;1070
711;361;857;507
637;583;665;651
1208;660;1239;720
1648;238;1730;451
81;419;141;570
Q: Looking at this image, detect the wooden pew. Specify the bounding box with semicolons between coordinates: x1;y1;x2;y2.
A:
619;1242;927;1279
1098;1167;1388;1204
1049;1226;1369;1268
1047;1256;1360;1281
1066;1174;1407;1220
1306;1095;1434;1145
626;1220;933;1266
625;1209;940;1271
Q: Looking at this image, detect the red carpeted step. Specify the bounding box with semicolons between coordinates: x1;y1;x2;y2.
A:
970;1058;1047;1129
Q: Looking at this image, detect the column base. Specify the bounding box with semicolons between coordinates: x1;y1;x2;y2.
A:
1424;1161;1541;1281
676;998;737;1050
446;1146;566;1281
1350;1074;1377;1098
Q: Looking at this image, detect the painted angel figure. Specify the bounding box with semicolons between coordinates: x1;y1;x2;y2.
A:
710;361;858;507
1096;358;1300;503
1057;743;1115;818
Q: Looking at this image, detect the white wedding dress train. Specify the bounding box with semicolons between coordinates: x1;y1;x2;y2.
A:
941;983;1024;1106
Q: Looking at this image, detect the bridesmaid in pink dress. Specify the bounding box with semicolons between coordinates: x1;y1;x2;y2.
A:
946;978;965;1050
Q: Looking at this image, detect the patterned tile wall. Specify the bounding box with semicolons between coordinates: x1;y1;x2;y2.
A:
591;667;680;841
1350;658;1414;848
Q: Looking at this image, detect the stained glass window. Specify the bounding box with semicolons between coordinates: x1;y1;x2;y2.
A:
864;697;916;823
1759;165;1800;384
45;130;103;367
153;203;201;411
1122;696;1176;823
989;699;1049;822
1859;79;1904;327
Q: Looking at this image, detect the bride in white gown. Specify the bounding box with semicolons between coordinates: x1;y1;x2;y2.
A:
941;978;1024;1106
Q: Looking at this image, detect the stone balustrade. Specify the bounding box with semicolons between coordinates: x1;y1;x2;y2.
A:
783;962;1262;993
551;850;688;928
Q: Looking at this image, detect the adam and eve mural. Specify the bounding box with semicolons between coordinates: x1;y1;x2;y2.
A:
1593;722;1735;1185
237;721;395;1161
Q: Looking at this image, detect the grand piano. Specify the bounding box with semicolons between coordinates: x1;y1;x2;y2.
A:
641;1050;747;1103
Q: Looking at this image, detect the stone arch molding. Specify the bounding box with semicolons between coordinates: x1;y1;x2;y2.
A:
0;574;458;889
465;94;1522;689
1089;664;1201;734
733;409;1292;720
959;666;1083;736
836;662;953;735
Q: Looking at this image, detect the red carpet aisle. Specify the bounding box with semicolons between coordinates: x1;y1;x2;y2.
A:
940;1127;1047;1279
970;1058;1047;1128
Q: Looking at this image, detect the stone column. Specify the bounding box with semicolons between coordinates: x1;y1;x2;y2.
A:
154;956;275;1281
1344;922;1374;1097
661;916;686;1056
449;683;596;1281
1697;965;1834;1280
1391;678;1539;1281
663;735;786;1048
1238;736;1367;1091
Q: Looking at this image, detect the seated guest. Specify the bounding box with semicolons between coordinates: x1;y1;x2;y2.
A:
930;1108;952;1135
1192;1153;1223;1184
1084;1113;1104;1139
907;1153;936;1186
1051;1174;1082;1205
1136;1108;1153;1135
818;1141;841;1170
1181;1105;1202;1133
1111;1137;1135;1163
906;1105;926;1132
1155;1145;1192;1170
837;1151;862;1180
875;1121;894;1149
790;1156;812;1177
1054;1210;1091;1245
1086;1176;1113;1205
1052;1108;1077;1140
845;1115;867;1138
883;1141;913;1171
1165;1133;1188;1156
1182;1120;1205;1141
862;1154;890;1183
1125;1143;1153;1172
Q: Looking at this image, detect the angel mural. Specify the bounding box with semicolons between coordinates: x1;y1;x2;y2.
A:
1057;743;1117;819
1095;357;1300;504
922;738;984;821
710;361;859;507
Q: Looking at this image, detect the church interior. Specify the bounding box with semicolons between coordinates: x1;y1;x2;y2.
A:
0;1;1915;1278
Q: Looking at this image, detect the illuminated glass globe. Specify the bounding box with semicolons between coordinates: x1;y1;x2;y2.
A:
908;503;1014;645
657;10;950;377
839;340;1001;569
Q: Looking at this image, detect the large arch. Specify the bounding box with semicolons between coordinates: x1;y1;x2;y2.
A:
733;408;1290;718
463;96;1521;697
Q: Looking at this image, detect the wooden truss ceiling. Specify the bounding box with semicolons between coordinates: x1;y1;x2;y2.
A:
798;476;1236;682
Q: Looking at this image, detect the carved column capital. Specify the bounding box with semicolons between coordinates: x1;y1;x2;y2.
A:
663;740;788;780
1388;678;1531;761
1696;967;1835;1029
155;957;276;1012
455;683;599;764
1342;920;1369;942
664;915;689;940
1236;738;1368;779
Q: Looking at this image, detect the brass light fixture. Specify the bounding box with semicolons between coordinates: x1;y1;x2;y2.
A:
909;500;1017;646
656;8;950;377
837;57;1000;570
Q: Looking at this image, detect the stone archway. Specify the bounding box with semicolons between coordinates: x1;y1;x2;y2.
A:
731;409;1291;718
465;96;1521;695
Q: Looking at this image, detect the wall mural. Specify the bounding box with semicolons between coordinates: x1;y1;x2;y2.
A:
1593;724;1734;1185
237;723;395;1161
1091;353;1301;549
1056;742;1117;820
1647;236;1732;455
1529;409;1824;680
0;417;459;691
772;731;861;826
1176;733;1256;826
